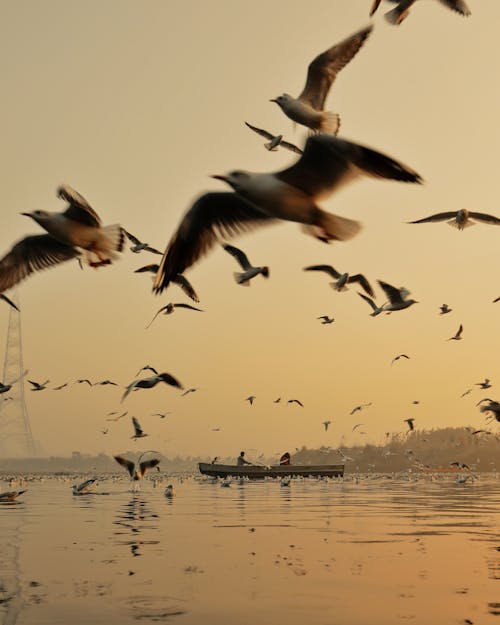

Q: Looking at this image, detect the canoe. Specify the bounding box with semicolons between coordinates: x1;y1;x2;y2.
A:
198;462;344;479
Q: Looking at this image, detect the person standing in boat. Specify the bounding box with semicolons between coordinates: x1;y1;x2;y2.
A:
237;451;252;466
279;452;291;466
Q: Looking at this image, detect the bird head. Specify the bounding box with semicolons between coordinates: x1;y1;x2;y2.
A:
270;94;292;109
211;171;250;193
21;210;52;226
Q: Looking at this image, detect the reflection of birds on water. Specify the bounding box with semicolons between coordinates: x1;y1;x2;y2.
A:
304;264;374;296
270;25;373;134
152;133;422;295
408;208;498;230
222;243;269;286
121;372;183;402
404;418;415;431
447;324;463;341
0;490;26;502
244;122;303;154
370;0;471;25
72;478;98;495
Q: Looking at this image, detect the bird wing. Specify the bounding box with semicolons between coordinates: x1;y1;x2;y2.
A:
27;380;39;389
0;234;79;292
244;122;274;141
438;0;471;16
348;274;374;297
173;303;204;312
377;280;404;305
171;274;199;303
135;263;159;274
276;134;422;200
407;212;458;224
303;264;341;279
0;293;19;311
113;455;135;477
456;324;463;338
358;292;377;311
124;230;142;245
121;381;138;403
279;140;303;155
298;25;373;110
222;243;252;269
138;458;160;477
143;245;163;255
469;212;500;225
152;192;276;294
132;416;143;436
369;0;383;15
158;373;184;390
58;184;101;227
146;306;169;329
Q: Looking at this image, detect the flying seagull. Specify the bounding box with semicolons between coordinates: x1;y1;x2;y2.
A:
113;452;160;482
460;389;472;397
135;365;159;377
391;354;410;365
28;379;49;391
121;372;184;402
131;416;148;440
152;133;422;294
439;304;452;315
244;122;303;154
135;265;200;303
358;292;385;317
369;0;471;25
304;264;374;296
447;324;463;341
0;293;19;311
106;411;128;422
0;370;28;395
408;208;499;230
288;399;304;407
323;420;331;431
493;296;500;303
123;230;162;255
476;378;492;390
53;382;68;391
404;417;415;431
146;302;204;328
378;280;417;312
181;387;198;397
152;412;171;419
317;315;335;324
0;185;124;292
246;395;256;405
222;243;269;286
94;379;118;386
74;379;93;386
270;25;373;134
478;399;500;422
350;402;372;415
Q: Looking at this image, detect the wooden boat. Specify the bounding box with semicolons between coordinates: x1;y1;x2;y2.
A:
198;462;344;479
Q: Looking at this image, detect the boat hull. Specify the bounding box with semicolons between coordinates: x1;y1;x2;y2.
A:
198;463;344;479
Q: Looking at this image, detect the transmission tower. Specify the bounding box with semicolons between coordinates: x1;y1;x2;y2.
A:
0;291;37;457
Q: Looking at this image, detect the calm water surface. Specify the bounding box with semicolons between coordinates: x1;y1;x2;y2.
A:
0;474;498;625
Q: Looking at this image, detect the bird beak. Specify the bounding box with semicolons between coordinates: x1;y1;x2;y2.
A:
21;212;32;217
211;175;229;183
269;99;278;103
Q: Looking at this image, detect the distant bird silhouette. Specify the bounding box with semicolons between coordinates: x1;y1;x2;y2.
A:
358;292;385;317
378;281;417;312
246;396;256;405
352;423;364;431
288;399;304;407
222;243;269;286
0;293;19;311
28;379;49;391
123;230;162;255
53;383;68;391
106;411;128;422
317;315;335;324
274;397;281;404
493;296;500;303
146;302;204;328
74;379;93;386
476;378;492;390
135;365;159;377
131;416;148;440
460;388;472;397
439;304;452;315
447;324;463;341
121;372;183;402
350;402;372;415
135;265;200;302
0;370;28;395
244;122;303;154
94;380;118;386
391;354;410;365
304;265;374;296
322;420;331;431
408;208;498;230
113;452;160;482
370;0;471;25
181;387;198;397
404;418;415;431
152;412;171;419
478;399;500;422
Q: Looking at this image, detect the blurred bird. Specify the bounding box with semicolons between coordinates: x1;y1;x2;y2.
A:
478;399;500;422
164;484;175;498
350;402;372;415
404;417;415;431
135;365;159;377
0;293;19;311
113;452;161;482
0;370;28;395
439;304;452;315
447;324;463;341
135;265;200;302
493;296;500;303
0;490;27;502
94;380;119;386
378;280;417;312
53;383;68;391
152;133;422;294
244;122;303;154
317;315;335;324
0;185;124;292
408;208;498;230
358;292;385;317
131;416;147;440
181;387;198;397
123;230;162;255
274;397;281;404
370;0;471;25
74;379;93;386
352;423;364;431
476;378;492;390
106;411;128;422
323;420;331;431
304;264;374;296
121;372;183;402
391;354;410;365
270;25;373;134
146;302;204;328
288;399;304;407
222;243;269;285
152;412;171;419
246;396;256;405
28;379;49;391
72;478;98;495
460;388;472;397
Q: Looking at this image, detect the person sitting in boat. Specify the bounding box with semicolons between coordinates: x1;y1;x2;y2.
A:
279;452;291;466
237;451;252;466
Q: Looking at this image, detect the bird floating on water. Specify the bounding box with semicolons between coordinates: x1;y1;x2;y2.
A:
121;372;183;402
131;416;148;440
244;122;302;154
304;264;374;296
370;0;471;25
72;478;98;496
164;484;175;498
0;185;124;293
0;490;27;502
408;208;499;230
222;243;269;286
152;133;422;295
270;25;373;134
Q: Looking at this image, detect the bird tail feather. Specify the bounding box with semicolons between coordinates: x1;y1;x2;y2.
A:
306;210;361;243
319;111;341;135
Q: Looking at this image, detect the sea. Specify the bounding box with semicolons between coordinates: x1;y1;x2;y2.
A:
0;473;499;625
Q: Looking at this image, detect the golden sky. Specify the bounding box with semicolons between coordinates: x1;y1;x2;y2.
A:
0;0;498;458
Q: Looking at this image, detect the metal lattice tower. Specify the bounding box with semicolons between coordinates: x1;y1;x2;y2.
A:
0;291;37;458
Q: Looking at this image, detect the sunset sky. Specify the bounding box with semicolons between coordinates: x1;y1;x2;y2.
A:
0;0;498;459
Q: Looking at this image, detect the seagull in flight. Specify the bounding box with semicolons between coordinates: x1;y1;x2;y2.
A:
121;372;183;402
181;387;198;397
317;315;335;324
408;208;498;230
439;304;452;315
135;365;159;377
358;292;385;317
222;243;269;286
370;0;471;25
493;296;500;303
152;133;422;294
244;122;302;154
461;388;472;398
28;379;49;391
304;264;374;296
135;265;200;302
74;379;93;386
378;280;417;312
53;382;69;391
391;354;410;365
0;293;19;311
288;399;304;407
322;420;331;431
350;402;372;415
0;185;124;292
152;412;171;419
131;416;148;440
146;302;204;328
106;411;128;422
270;25;373;134
113;452;160;483
476;378;492;390
404;417;415;431
447;324;463;341
478;399;500;422
123;230;162;255
246;395;256;405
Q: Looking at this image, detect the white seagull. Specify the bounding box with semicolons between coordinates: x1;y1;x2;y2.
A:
378;280;417;312
121;372;184;402
152;134;422;294
408;208;499;230
317;315;335;324
146;302;204;328
244;122;303;154
270;25;373;134
304;264;374;296
0;185;124;292
222;243;269;286
113;452;161;484
370;0;471;25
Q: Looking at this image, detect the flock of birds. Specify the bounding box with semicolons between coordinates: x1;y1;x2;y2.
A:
1;0;499;501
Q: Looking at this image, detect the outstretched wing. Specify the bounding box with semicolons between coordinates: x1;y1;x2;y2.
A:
408;212;458;224
58;184;101;227
137;458;160;478
132;416;143;436
348;274;374;297
172;274;199;303
377;280;403;304
0;293;19;311
244;122;274;141
113;455;135;477
469;212;500;225
223;243;252;270
124;230;142;246
303;264;341;279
